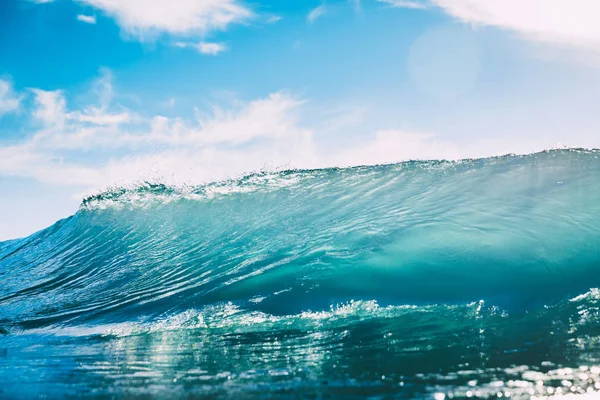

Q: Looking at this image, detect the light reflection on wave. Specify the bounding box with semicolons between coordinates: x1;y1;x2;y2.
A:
1;290;600;398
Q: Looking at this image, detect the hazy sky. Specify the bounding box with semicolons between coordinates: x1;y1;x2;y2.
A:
1;0;600;240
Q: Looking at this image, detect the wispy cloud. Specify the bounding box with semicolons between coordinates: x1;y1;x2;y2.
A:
77;0;253;39
175;41;228;55
76;14;97;24
265;15;282;24
382;0;600;51
26;72;133;154
377;0;428;9
0;81;315;186
30;89;67;126
0;80;22;116
0;71;574;191
307;4;326;24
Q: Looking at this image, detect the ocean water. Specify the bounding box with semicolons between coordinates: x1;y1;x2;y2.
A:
1;149;600;399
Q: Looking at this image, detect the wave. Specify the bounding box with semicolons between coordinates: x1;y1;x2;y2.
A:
3;149;600;398
1;149;600;332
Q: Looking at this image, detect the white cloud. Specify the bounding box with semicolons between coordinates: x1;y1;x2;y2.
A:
0;87;315;187
72;70;133;125
382;0;600;50
77;0;253;39
0;85;560;191
0;145;104;187
73;108;131;125
307;4;326;24
0;80;22;116
175;41;227;55
25;73;133;152
76;14;97;24
378;0;428;9
265;15;282;24
1;71;593;192
0;73;351;188
31;89;67;126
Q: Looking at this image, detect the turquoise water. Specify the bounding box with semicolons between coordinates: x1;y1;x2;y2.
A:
1;149;600;399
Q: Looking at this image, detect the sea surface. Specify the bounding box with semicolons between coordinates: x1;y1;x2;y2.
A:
1;149;600;399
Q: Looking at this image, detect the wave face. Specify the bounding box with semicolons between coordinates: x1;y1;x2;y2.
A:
2;149;600;399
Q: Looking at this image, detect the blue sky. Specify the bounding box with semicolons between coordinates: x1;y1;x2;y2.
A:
1;0;600;240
